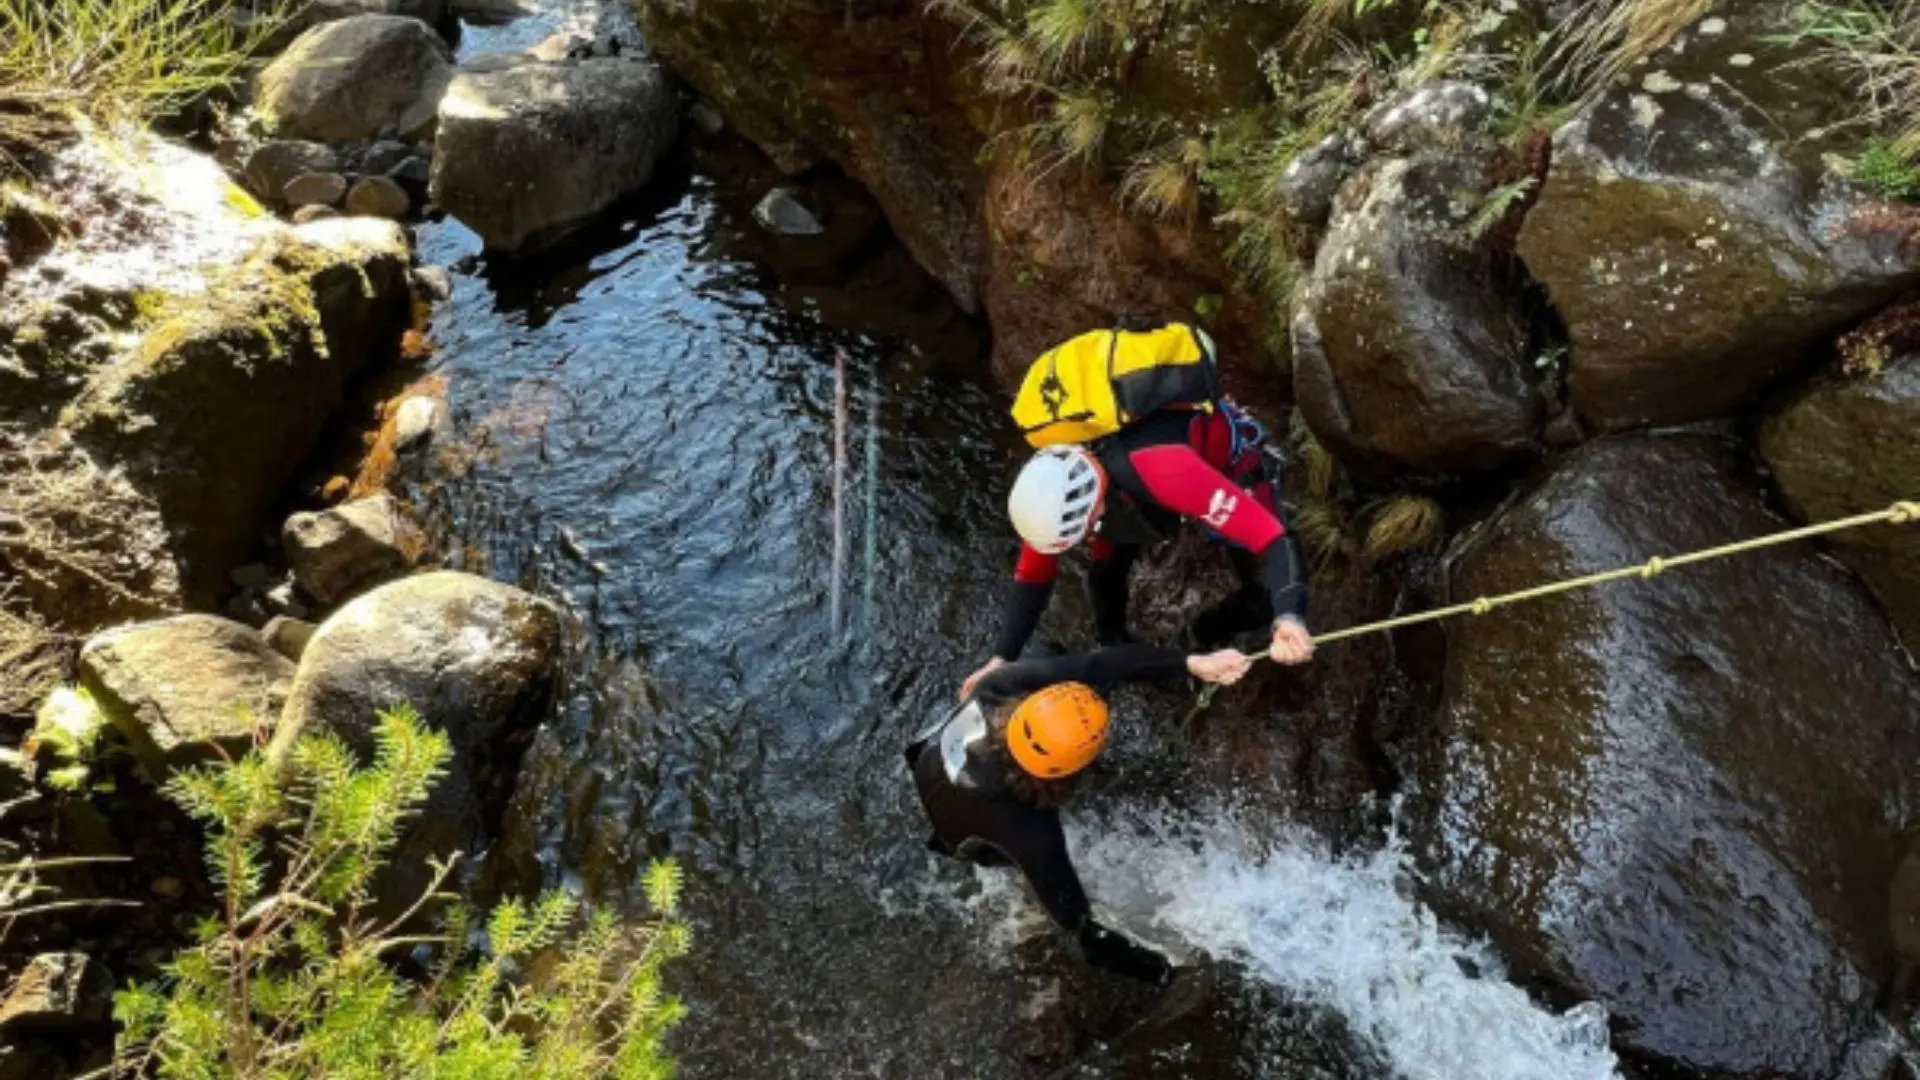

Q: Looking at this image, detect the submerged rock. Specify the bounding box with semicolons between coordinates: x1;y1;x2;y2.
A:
283;493;418;606
1759;350;1920;653
269;571;563;907
243;140;340;205
1416;433;1920;1076
0;954;111;1031
254;16;454;143
430;55;678;251
291;205;339;224
1292;154;1540;475
79;615;291;775
1518;60;1920;430
62;219;412;604
753;186;826;237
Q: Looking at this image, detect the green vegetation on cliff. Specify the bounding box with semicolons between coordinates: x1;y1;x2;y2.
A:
112;707;690;1080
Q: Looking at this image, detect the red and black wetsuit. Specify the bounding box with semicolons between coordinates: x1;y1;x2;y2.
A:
904;644;1188;983
993;409;1308;662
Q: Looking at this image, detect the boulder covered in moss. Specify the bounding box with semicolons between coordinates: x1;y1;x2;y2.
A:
254;15;454;143
1292;153;1541;476
1516;10;1920;431
429;54;678;251
79;615;292;775
1414;433;1920;1076
1759;349;1920;653
61;219;412;605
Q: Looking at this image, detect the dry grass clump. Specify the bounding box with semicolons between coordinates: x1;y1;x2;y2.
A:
1548;0;1722;101
0;0;280;130
1783;1;1920;161
0;594;69;721
1361;494;1445;560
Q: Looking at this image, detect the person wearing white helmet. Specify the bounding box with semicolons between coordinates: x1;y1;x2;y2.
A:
961;380;1311;701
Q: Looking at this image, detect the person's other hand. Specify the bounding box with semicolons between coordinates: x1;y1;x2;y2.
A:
1186;649;1253;686
1269;618;1315;665
959;657;1006;701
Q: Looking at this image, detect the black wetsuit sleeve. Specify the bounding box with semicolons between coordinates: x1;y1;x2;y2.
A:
993;579;1054;662
1266;531;1307;622
974;643;1188;707
1005;810;1171;985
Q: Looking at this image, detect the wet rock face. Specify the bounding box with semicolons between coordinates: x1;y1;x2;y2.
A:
1417;434;1920;1076
429;55;678;252
1517;19;1920;432
62;219;413;605
1759;351;1920;653
1292;154;1540;476
79;615;292;776
254;16;454;143
269;571;564;908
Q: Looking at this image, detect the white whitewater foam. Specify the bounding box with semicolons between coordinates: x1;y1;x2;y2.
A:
1061;800;1621;1080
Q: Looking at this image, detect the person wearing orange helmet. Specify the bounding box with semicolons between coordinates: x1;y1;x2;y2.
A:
905;642;1252;984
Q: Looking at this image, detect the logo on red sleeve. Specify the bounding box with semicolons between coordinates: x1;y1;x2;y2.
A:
1202;489;1237;528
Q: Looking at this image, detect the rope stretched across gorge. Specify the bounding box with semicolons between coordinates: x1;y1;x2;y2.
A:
1183;498;1920;723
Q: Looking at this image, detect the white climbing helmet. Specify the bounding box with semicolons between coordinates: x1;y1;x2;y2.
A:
1009;445;1106;554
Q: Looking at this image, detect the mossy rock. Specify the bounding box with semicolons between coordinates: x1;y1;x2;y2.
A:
61;220;411;605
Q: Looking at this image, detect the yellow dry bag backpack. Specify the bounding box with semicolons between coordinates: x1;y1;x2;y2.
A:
1011;321;1220;449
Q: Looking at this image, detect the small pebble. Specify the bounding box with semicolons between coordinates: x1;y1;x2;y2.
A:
150;877;184;899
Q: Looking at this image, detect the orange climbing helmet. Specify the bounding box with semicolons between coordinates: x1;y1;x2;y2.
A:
1006;682;1110;779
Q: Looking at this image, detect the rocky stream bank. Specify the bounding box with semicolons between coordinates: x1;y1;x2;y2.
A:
2;0;1920;1077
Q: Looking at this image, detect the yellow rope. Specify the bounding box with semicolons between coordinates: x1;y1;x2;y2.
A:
1182;498;1920;725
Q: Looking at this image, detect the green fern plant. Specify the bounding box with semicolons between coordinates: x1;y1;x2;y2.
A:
111;705;691;1080
1465;176;1538;240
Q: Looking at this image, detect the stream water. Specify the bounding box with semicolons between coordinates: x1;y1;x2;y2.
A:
398;6;1628;1077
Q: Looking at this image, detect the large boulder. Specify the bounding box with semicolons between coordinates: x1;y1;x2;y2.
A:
430;55;678;251
255;16;454;143
269;572;564;905
1415;433;1920;1076
62;219;412;604
79;615;293;775
1516;12;1920;432
1759;350;1920;653
1292;154;1541;475
283;494;419;606
305;0;445;24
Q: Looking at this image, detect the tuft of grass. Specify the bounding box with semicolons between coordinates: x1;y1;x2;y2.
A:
1287;498;1349;567
0;0;282;129
1782;1;1920;157
1362;494;1445;559
1122;134;1208;221
1549;0;1721;102
1026;84;1118;170
1026;0;1114;74
1852;139;1920;200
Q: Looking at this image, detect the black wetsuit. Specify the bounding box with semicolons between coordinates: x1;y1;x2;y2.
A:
904;644;1186;984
